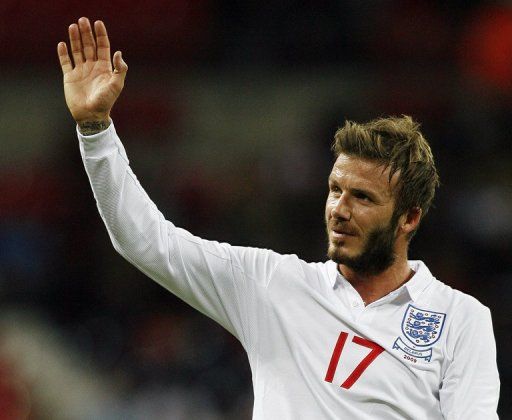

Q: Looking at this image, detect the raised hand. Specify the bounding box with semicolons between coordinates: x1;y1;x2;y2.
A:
58;17;127;131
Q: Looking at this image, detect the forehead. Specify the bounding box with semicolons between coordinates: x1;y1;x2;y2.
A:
329;154;397;197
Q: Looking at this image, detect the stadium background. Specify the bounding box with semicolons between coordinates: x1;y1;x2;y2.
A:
0;0;511;418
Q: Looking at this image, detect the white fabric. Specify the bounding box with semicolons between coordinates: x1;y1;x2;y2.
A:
78;122;500;420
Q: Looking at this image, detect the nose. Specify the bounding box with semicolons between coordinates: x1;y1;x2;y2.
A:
331;193;351;221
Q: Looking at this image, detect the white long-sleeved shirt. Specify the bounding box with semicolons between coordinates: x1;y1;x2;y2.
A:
78;122;500;419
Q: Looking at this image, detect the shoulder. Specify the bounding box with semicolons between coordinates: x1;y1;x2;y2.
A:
264;256;336;292
419;270;494;354
425;275;489;316
270;254;334;279
409;261;488;313
412;261;492;331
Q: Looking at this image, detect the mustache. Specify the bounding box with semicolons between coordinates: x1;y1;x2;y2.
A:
328;221;359;236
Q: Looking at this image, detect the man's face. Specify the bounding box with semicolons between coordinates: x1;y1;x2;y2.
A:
325;154;400;275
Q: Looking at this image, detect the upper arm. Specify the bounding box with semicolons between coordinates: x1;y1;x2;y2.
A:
79;123;284;349
161;228;283;346
439;305;500;419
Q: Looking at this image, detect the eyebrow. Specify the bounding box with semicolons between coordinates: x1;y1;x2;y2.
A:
328;176;380;201
352;188;378;200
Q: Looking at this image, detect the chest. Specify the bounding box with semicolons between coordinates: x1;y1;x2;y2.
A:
256;271;447;408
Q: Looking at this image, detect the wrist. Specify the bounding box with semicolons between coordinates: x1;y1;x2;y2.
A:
77;119;111;136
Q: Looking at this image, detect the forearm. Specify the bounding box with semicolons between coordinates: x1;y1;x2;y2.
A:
77;122;256;337
78;122;173;281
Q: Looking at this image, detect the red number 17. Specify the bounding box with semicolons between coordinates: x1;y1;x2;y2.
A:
324;332;384;389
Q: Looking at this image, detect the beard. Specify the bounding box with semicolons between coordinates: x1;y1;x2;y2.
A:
327;215;399;276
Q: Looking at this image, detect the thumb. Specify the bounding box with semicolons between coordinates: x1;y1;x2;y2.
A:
112;51;128;86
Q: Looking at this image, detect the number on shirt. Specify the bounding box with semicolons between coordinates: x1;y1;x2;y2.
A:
324;331;385;389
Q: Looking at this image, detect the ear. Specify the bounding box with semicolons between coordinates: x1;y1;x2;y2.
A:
398;206;422;236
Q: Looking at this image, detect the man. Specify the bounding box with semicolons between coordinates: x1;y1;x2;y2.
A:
58;17;499;419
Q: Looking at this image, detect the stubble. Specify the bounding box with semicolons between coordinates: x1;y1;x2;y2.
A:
327;216;399;276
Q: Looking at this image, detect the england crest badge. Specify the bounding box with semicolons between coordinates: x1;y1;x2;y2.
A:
402;304;446;347
393;304;447;362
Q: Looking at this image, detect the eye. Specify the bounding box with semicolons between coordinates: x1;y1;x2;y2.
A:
329;184;341;193
354;191;371;202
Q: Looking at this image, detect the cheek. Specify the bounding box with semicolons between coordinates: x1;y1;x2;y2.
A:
326;195;339;207
324;207;330;222
325;198;336;218
357;209;392;231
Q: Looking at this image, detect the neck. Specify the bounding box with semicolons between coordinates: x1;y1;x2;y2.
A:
339;254;414;305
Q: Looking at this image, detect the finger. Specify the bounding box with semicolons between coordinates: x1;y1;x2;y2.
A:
94;20;111;62
57;42;73;75
68;23;84;65
78;17;96;61
112;51;128;88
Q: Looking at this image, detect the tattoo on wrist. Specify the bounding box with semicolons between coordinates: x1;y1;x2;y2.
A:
78;120;110;135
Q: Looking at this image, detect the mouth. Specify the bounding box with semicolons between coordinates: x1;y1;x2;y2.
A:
330;225;357;239
331;231;354;240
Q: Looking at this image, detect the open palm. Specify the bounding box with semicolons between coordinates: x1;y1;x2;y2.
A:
58;18;127;123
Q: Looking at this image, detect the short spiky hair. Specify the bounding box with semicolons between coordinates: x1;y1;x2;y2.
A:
332;115;439;236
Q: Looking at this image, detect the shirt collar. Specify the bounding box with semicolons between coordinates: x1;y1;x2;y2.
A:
327;259;433;302
327;260;339;288
403;260;434;301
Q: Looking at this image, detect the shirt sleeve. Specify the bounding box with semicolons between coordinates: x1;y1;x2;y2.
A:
439;302;500;419
77;122;284;350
